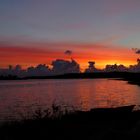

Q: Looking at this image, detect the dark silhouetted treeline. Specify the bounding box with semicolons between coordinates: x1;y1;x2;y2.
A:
1;72;140;86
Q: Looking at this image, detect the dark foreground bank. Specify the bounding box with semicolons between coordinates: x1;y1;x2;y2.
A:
1;105;140;140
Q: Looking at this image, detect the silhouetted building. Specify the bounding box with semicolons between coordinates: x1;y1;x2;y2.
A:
85;61;101;73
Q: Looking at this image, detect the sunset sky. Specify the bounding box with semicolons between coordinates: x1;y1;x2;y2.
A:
0;0;140;69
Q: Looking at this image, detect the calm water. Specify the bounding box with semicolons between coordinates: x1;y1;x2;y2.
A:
0;79;140;121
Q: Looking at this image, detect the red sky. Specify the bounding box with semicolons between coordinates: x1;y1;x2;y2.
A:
0;42;138;70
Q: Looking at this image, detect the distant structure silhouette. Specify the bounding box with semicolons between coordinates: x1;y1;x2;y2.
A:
105;64;127;72
0;58;140;77
129;58;140;72
85;61;100;73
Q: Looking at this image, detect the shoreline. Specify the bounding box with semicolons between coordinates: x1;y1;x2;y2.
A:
1;72;140;87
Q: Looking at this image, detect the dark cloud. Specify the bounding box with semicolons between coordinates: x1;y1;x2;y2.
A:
64;50;73;55
136;50;140;54
1;57;140;77
27;64;51;76
51;59;80;75
132;48;140;54
0;59;80;77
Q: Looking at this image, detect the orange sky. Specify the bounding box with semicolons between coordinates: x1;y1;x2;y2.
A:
0;42;138;70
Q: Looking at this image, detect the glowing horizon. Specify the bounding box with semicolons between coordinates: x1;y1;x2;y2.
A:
0;41;138;70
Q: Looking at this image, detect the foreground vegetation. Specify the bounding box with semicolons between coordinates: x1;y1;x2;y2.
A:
1;105;140;140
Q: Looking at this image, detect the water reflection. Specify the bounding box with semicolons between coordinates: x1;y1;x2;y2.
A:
0;79;140;120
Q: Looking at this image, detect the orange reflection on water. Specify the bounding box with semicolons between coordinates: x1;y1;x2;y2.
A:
72;79;140;110
0;79;140;120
